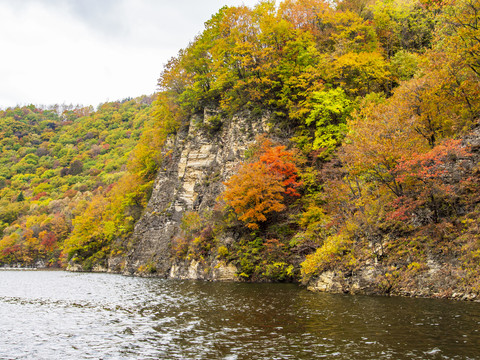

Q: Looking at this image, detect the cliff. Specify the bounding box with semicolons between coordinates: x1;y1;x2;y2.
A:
109;109;270;279
99;108;480;301
63;104;479;302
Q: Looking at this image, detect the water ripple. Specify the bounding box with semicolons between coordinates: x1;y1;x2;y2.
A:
0;271;479;359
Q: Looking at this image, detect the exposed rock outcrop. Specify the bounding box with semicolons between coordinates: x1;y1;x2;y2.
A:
117;109;269;278
169;260;238;281
306;261;477;300
104;108;480;301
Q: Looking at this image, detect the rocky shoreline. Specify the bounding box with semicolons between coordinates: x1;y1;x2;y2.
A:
62;258;480;301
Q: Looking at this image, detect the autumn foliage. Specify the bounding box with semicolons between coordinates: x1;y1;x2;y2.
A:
2;0;480;293
388;139;473;222
223;138;301;230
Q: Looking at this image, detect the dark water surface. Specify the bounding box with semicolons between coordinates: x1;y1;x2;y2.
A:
0;271;479;359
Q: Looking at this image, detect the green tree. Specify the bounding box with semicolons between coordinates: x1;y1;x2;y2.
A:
304;88;352;158
16;191;25;202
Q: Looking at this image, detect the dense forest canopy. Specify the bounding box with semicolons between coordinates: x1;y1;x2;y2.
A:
159;0;480;287
1;0;480;294
0;96;175;268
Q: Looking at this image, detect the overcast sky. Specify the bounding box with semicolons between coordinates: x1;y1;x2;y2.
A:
0;0;260;109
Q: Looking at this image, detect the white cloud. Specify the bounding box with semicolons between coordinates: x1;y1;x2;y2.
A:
0;0;260;108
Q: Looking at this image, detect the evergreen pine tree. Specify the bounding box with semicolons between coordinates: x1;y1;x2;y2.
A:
16;191;25;202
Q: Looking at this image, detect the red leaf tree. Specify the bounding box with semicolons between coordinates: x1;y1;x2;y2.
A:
389;139;472;223
223;137;301;229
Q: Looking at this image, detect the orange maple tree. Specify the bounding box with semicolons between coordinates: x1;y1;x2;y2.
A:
223;137;301;229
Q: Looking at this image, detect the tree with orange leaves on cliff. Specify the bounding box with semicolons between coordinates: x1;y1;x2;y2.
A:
223;137;301;230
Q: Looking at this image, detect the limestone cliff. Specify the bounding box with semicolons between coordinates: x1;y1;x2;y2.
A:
110;109;269;278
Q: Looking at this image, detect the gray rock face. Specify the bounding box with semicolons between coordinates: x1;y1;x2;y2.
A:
119;109;269;277
307;259;478;300
306;267;382;295
169;260;238;281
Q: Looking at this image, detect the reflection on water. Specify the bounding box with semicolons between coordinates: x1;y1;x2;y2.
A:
0;271;479;359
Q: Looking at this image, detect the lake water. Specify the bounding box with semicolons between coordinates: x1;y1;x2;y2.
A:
0;271;479;359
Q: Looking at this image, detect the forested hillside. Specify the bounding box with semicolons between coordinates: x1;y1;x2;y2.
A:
155;0;480;295
0;95;174;268
1;0;480;296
